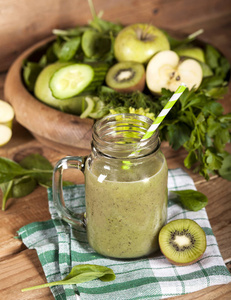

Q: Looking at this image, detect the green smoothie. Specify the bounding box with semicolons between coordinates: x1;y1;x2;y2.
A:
84;150;168;259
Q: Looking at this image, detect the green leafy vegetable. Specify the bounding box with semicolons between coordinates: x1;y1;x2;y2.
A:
22;0;123;90
19;153;52;169
21;264;116;292
0;157;28;183
157;85;231;180
19;153;54;186
1;176;37;210
218;152;231;181
171;190;208;211
23;61;43;91
165;29;204;50
53;36;81;61
97;87;159;115
81;30;111;59
20;0;230;181
0;154;75;210
0;154;53;210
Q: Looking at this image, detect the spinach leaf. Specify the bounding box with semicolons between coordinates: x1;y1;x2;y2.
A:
0;154;76;210
21;264;116;292
82;30;111;59
53;26;89;37
23;61;43;92
0;180;13;211
19;153;53;170
164;29;204;50
11;176;37;198
53;36;81;61
19;153;53;185
0;157;27;183
171;190;208;211
1;176;37;210
205;44;221;69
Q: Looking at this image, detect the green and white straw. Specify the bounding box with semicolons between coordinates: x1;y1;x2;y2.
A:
140;83;187;141
125;83;187;162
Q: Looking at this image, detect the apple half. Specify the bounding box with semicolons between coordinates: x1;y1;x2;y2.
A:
146;50;203;94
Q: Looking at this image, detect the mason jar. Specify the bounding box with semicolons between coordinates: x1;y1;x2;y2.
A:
53;113;168;259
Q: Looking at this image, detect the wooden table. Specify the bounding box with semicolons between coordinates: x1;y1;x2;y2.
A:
0;4;231;299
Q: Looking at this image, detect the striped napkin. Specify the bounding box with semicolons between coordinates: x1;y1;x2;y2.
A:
18;168;231;300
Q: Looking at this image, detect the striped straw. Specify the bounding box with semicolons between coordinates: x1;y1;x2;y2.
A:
124;83;187;163
140;83;187;141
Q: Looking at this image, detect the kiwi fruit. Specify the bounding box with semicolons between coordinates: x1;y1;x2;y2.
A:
159;219;206;266
105;61;146;93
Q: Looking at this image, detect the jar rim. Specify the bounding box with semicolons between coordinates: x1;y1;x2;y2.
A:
92;113;159;158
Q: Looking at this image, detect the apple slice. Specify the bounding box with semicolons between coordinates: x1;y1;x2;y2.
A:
0;99;14;128
146;50;203;94
0;100;14;146
0;125;12;146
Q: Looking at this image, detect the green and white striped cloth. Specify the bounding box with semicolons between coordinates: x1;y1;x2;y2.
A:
18;168;231;300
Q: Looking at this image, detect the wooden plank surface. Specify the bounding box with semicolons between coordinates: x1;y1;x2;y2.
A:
0;107;230;299
0;0;231;71
0;1;231;299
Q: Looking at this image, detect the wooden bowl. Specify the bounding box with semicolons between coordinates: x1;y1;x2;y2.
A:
4;36;93;156
5;32;229;157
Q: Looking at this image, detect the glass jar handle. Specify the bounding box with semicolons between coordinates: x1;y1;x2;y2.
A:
52;156;86;227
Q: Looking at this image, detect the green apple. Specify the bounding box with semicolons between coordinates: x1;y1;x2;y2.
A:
34;62;89;115
114;23;170;64
175;47;205;62
146;50;203;94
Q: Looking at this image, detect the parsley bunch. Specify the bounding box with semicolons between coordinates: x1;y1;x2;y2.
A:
158;87;230;180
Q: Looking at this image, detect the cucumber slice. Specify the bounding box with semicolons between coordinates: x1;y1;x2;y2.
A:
50;64;94;99
89;98;106;119
80;96;95;119
34;62;94;115
0;125;12;146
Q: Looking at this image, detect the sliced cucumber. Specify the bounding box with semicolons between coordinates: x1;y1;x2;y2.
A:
80;96;95;119
50;64;93;99
34;62;94;115
89;98;106;119
49;63;108;99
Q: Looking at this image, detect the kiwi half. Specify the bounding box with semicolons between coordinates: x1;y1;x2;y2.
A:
105;61;145;93
159;219;206;266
